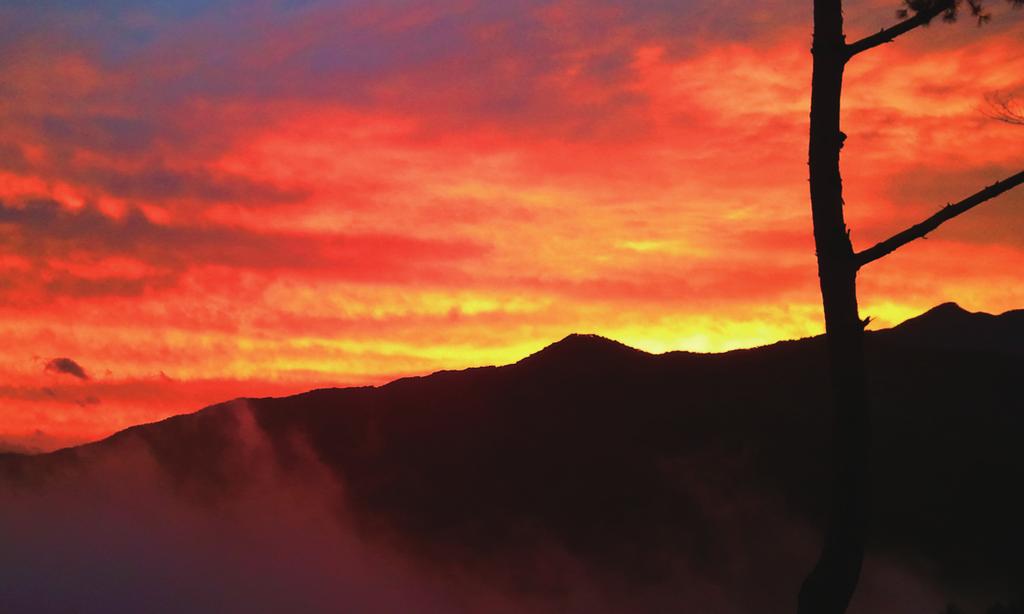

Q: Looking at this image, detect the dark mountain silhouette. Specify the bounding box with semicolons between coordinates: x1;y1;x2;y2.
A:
1;304;1021;612
876;302;1024;355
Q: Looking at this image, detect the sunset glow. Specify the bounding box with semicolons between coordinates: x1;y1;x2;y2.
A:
1;0;1022;451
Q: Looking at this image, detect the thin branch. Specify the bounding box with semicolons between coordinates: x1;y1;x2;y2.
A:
844;8;944;58
855;169;1024;267
983;91;1024;125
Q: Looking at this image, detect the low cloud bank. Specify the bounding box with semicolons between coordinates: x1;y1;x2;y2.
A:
0;402;975;613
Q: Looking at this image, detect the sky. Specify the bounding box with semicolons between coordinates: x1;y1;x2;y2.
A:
0;0;1022;452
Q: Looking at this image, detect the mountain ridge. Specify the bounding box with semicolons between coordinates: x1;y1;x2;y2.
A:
1;302;1022;611
3;301;1014;462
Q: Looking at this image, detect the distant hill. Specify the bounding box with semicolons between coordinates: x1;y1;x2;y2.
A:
1;303;1021;613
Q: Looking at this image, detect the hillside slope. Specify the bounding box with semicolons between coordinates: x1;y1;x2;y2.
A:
1;303;1021;613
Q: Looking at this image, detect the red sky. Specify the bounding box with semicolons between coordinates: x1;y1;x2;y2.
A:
1;0;1022;452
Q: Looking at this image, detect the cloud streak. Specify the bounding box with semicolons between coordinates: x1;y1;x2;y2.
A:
45;357;89;380
0;0;1022;447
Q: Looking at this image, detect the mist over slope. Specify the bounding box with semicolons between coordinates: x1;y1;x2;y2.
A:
1;303;1022;613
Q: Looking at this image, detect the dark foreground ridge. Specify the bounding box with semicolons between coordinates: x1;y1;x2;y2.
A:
1;304;1022;612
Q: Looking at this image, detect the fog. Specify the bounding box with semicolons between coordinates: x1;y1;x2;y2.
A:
0;403;959;613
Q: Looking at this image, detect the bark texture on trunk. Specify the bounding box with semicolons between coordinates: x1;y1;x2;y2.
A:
797;1;871;613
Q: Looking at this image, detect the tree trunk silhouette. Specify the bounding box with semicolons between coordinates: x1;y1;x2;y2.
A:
793;1;1024;612
797;1;871;613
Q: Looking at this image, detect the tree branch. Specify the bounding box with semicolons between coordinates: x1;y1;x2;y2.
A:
845;9;943;58
984;91;1024;126
855;169;1024;267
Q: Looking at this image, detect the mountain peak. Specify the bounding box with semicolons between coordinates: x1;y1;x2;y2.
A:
920;301;970;319
548;333;642;352
519;334;647;366
883;302;1024;355
894;302;982;332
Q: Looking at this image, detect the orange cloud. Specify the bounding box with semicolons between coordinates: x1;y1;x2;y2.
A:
1;0;1022;450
